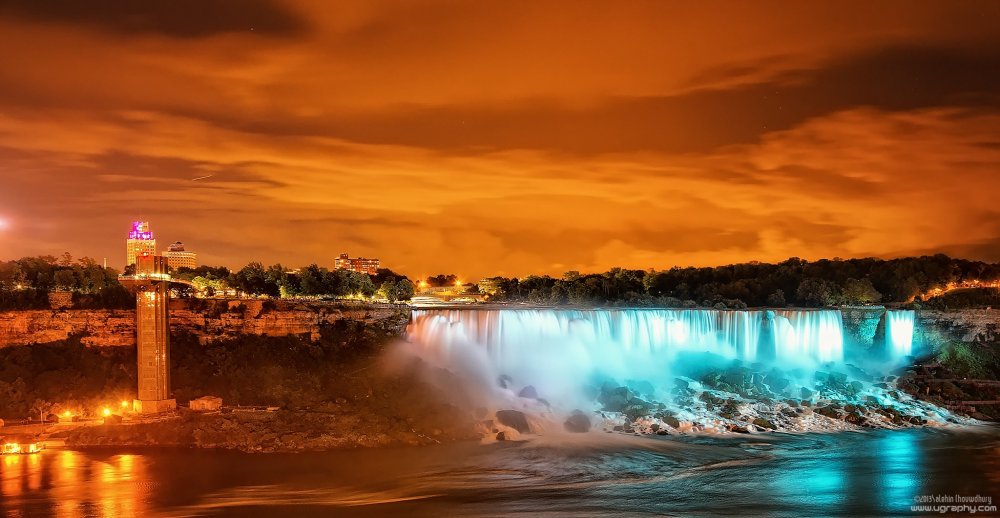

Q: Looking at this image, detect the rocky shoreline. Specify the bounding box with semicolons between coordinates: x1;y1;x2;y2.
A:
61;407;478;453
465;359;991;444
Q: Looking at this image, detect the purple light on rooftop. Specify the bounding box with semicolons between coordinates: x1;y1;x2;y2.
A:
128;221;154;240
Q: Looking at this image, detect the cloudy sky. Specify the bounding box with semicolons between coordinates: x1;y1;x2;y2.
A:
0;0;998;278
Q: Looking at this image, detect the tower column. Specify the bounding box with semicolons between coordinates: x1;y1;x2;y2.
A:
129;254;176;414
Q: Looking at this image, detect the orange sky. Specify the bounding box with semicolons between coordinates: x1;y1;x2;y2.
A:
0;1;998;279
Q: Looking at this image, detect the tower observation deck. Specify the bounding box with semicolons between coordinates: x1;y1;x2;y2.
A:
119;253;177;414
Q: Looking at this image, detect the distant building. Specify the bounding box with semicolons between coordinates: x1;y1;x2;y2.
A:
334;252;380;275
126;221;156;268
163;241;197;271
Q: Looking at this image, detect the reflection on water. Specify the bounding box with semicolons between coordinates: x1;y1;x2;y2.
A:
1;450;149;517
1;427;998;517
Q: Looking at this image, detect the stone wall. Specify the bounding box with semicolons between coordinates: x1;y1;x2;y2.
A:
839;306;886;350
915;308;1000;349
0;299;411;348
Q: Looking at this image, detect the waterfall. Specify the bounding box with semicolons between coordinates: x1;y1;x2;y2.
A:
408;308;847;380
885;310;916;360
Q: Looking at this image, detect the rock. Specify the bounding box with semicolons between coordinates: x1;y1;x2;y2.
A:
751;418;775;430
628;380;656;397
661;415;681;428
498;375;513;389
496;431;508;441
496;410;531;433
729;424;750;433
518;385;539;399
800;387;814;399
720;399;740;420
563;411;591;433
844;412;865;425
655;430;669;436
815;406;840;419
764;371;790;392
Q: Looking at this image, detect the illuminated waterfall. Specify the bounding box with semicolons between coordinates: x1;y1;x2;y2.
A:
407;309;847;394
885;310;916;360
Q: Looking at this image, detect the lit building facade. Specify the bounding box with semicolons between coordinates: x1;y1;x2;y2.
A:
126;221;156;268
163;241;197;271
334;252;380;275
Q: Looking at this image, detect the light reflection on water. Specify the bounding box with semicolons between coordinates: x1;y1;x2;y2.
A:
0;427;997;517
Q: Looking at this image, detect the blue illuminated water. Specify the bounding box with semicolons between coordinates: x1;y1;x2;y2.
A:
886;309;916;360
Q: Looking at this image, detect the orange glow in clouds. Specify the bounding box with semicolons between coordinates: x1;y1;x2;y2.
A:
0;2;998;276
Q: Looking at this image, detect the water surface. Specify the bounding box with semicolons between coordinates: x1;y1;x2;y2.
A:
2;427;999;517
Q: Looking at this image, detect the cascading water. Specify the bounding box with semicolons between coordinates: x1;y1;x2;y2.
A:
407;309;852;404
885;310;916;360
409;308;846;368
405;308;958;434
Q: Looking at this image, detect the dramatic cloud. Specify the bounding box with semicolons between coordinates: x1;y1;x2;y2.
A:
0;1;997;278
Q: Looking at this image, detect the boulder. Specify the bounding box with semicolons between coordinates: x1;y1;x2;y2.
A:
518;385;539;399
661;415;681;428
563;411;591;433
496;410;531;433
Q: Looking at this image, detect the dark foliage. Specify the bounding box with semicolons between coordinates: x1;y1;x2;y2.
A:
484;255;1000;308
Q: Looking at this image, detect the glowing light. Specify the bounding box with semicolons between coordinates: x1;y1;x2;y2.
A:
102;407;111;417
886;310;915;359
127;221;154;240
63;411;72;418
0;217;8;230
120;401;129;408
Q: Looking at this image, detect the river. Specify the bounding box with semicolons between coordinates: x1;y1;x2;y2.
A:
2;427;998;517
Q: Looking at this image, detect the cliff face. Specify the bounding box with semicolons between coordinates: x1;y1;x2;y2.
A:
0;300;411;348
915;308;999;347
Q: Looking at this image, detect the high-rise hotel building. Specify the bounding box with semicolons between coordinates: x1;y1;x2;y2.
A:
126;221;156;268
163;241;197;271
334;252;380;275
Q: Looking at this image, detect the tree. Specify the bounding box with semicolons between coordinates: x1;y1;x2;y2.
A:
426;274;458;287
796;278;840;307
840;278;882;305
298;264;327;296
53;270;77;291
378;280;398;302
234;262;268;296
393;279;415;301
766;289;786;307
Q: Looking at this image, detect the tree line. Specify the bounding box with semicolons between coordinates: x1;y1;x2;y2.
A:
180;262;415;303
480;255;1000;308
0;254;132;310
0;255;416;310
